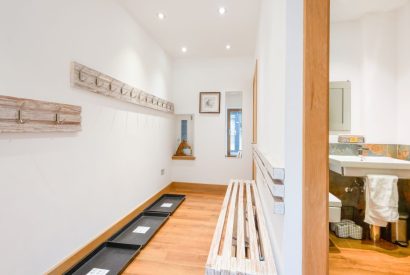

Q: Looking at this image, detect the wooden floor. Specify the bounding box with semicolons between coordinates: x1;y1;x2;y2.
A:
121;183;410;275
123;184;227;275
329;232;410;274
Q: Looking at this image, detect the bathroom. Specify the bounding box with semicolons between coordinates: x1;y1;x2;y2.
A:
328;0;410;273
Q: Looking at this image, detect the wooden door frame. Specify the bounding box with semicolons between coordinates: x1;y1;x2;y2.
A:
252;60;258;180
303;0;330;275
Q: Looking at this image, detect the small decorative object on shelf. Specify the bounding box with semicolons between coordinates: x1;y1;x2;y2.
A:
172;139;195;160
175;140;192;155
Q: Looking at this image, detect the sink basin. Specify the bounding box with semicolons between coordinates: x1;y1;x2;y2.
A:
329;155;410;178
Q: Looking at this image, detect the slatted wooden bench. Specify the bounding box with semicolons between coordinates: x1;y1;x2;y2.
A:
206;179;277;275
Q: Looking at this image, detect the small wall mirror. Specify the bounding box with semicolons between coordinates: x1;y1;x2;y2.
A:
329;81;351;132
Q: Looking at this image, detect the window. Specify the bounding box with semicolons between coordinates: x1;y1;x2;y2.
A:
227;108;242;157
181;120;188;141
225;91;243;158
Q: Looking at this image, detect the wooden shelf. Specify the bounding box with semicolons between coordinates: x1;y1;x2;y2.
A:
172;155;196;160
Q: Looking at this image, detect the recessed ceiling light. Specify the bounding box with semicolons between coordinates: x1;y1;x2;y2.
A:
157;12;166;20
181;47;187;53
226;44;231;50
218;7;227;15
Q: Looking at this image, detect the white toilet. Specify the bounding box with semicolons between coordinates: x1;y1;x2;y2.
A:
329;193;342;223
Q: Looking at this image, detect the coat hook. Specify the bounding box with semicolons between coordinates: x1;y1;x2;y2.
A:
79;69;87;82
55;113;63;125
130;89;137;98
17;109;24;124
121;85;129;95
95;76;103;87
109;82;116;92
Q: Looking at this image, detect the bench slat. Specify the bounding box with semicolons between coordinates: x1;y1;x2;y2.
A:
206;180;234;275
207;179;277;275
222;180;239;273
251;181;277;275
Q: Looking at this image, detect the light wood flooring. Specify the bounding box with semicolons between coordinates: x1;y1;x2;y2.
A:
329;231;410;274
123;184;227;275
121;183;410;275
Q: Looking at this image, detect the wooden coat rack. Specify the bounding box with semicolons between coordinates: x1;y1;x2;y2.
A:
0;95;81;133
71;62;174;113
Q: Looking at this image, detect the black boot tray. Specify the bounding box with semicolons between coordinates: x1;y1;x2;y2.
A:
143;194;185;214
64;242;141;275
109;212;169;247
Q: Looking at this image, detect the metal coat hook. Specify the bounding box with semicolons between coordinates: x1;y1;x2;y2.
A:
78;69;87;82
120;85;128;95
109;82;116;92
55;113;63;125
95;76;102;87
17;109;24;124
130;89;137;98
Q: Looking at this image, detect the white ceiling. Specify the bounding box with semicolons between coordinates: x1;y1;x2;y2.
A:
331;0;409;22
118;0;261;58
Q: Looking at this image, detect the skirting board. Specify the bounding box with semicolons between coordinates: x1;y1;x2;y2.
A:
170;182;228;193
46;182;227;275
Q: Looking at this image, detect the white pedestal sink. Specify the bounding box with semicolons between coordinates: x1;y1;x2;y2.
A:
329;155;410;179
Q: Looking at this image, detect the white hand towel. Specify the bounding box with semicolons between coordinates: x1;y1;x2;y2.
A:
364;175;399;227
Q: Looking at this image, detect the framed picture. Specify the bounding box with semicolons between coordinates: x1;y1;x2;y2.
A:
199;92;221;113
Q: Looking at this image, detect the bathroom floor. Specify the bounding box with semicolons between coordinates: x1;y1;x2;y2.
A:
329;232;410;274
122;184;227;275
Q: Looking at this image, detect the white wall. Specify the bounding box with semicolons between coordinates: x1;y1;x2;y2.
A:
226;92;243;109
330;21;363;135
256;0;286;167
397;2;410;144
254;0;304;274
283;0;304;274
171;58;254;184
254;0;286;273
0;1;174;274
361;12;398;144
330;10;401;144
